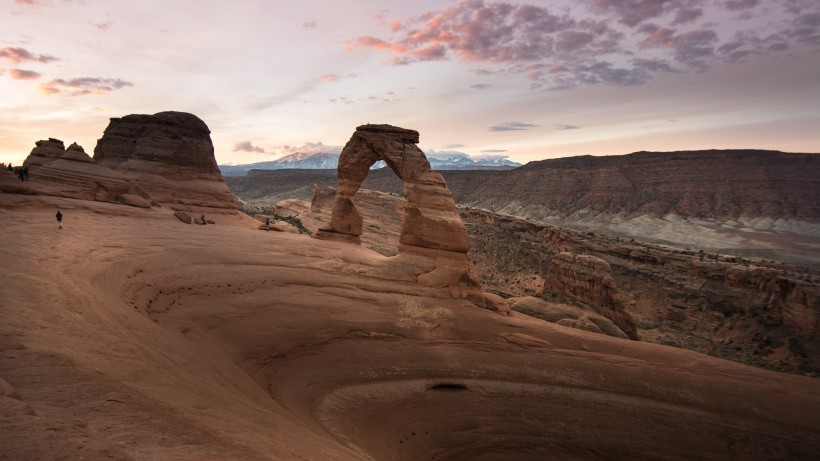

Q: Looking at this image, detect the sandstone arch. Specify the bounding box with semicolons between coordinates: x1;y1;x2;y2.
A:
316;124;506;312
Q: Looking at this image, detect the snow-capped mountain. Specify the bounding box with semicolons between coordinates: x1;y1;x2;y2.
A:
219;152;521;176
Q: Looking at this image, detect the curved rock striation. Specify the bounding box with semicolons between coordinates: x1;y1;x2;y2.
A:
93;111;236;210
18;139;143;203
316;124;500;311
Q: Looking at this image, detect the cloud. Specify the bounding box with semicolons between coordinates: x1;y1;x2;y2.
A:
556;124;581;130
321;74;341;82
425;149;470;160
303;20;317;29
471;83;492;90
8;68;41;80
480;149;508;153
90;20;112;30
473;153;511;161
349;0;818;90
39;77;133;96
281;142;343;156
442;143;465;149
638;24;718;66
592;0;691;27
725;0;760;11
233;141;265;153
488;121;539;132
0;46;59;64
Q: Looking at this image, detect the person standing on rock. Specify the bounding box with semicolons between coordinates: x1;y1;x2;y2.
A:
200;212;206;225
56;210;63;229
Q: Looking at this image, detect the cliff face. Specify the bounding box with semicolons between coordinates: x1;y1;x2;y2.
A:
94;111;219;175
460;209;820;375
93;111;235;210
465;150;820;219
541;252;637;339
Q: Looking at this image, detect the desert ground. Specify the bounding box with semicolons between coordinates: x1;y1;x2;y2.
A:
2;193;820;460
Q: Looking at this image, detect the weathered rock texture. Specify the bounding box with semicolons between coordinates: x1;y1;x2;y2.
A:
18;140;143;203
281;187;820;375
459;208;820;375
541;252;637;339
510;296;629;339
316;124;498;311
93;111;235;210
0;167;36;195
22;138;66;167
227;150;820;267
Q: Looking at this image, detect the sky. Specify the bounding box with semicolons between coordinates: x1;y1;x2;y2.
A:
1;0;819;167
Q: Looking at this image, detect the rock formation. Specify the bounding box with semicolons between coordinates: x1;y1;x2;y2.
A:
226;150;820;267
93;111;236;210
61;142;94;163
22;138;66;167
2;197;819;460
18;139;141;203
316;124;503;312
541;252;636;339
510;296;629;339
0;166;36;195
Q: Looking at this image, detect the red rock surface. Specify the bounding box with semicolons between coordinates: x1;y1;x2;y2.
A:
1;196;819;460
316;124;496;311
93;111;236;210
541;252;637;339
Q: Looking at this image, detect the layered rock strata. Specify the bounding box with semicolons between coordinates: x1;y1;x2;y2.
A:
18;139;147;204
22;138;66;167
316;124;502;312
93;111;235;210
540;252;637;339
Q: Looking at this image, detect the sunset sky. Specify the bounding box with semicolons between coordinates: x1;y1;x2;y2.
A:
1;0;819;167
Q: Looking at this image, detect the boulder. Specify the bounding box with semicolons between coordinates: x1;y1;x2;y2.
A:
117;193;152;208
174;210;192;224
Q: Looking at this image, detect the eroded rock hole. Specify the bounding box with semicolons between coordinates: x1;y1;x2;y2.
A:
430;383;468;392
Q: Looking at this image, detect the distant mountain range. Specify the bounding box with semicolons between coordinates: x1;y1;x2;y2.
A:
219;151;521;176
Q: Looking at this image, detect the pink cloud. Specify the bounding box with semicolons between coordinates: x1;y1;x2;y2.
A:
350;0;818;89
90;20;112;30
0;46;59;64
233;141;265;153
39;77;133;96
8;68;41;80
